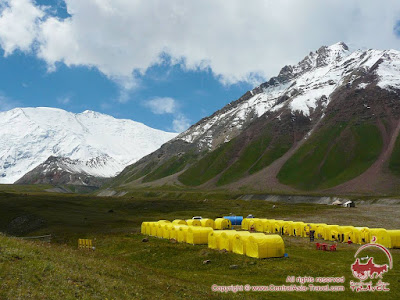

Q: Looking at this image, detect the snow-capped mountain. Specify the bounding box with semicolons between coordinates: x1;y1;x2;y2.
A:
0;107;177;184
176;42;400;150
110;42;400;195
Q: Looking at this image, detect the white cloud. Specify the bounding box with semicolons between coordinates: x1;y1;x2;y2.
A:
143;97;178;115
0;0;44;55
172;114;191;133
1;0;400;89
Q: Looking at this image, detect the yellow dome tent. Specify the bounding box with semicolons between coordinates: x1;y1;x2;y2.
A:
324;225;340;241
177;225;190;243
255;219;265;232
186;219;202;227
232;232;261;255
262;219;276;233
314;224;328;239
214;218;232;230
150;222;158;236
172;219;187;225
290;222;307;237
337;226;356;243
141;222;148;234
283;221;294;235
162;223;174;239
247;218;260;231
388;230;400;248
245;235;285;258
169;225;183;240
208;230;233;250
370;228;392;248
219;231;239;251
186;227;213;244
273;220;285;235
200;218;215;229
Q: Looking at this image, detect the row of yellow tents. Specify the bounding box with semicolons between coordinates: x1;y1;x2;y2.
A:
241;218;400;248
141;219;285;258
208;230;284;258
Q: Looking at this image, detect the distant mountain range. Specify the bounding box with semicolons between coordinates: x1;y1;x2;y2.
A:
108;42;400;195
0;107;177;186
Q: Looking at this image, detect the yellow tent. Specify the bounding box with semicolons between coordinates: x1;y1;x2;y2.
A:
282;221;294;236
388;230;400;248
262;219;276;234
162;223;174;239
186;219;202;227
177;225;190;243
169;225;183;240
141;222;148;234
208;230;230;249
247;218;261;231
150;222;158;236
172;219;187;225
232;232;262;255
200;218;215;229
370;228;392;248
186;227;213;244
355;227;370;244
219;231;239;251
214;218;232;230
337;226;356;243
315;224;328;240
290;222;307;237
273;220;285;235
324;225;340;241
255;219;265;232
245;234;285;258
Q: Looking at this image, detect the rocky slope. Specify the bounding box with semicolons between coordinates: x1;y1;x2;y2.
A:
109;42;400;195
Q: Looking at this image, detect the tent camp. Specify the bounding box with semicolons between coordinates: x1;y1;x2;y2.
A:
245;235;285;258
242;218;259;230
186;219;202;227
232;232;258;255
186;227;213;244
177;225;190;243
388;230;400;248
172;219;187;225
247;218;261;231
369;228;392;248
169;225;184;240
214;218;232;230
314;224;328;239
208;230;232;249
150;222;159;236
219;231;240;251
200;218;215;229
352;227;370;244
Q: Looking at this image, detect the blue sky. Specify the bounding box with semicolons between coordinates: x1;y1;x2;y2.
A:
1;0;400;132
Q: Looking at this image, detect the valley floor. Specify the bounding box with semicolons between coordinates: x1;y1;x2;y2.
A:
0;191;399;299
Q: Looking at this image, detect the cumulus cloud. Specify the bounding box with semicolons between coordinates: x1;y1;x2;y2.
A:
143;97;178;115
0;0;44;55
57;95;71;105
1;0;400;89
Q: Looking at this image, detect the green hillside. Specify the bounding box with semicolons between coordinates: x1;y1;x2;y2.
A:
278;122;383;190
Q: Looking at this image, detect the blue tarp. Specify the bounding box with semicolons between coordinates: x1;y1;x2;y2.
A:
223;216;243;225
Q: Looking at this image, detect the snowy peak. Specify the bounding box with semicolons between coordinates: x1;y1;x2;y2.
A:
176;42;400;150
0;107;177;183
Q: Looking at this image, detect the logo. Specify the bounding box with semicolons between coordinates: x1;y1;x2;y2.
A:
350;237;393;292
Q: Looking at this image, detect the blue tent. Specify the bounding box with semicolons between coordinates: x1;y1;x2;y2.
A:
223;216;243;226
